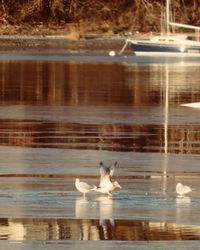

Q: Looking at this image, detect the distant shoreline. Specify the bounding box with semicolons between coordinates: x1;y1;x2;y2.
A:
0;35;126;51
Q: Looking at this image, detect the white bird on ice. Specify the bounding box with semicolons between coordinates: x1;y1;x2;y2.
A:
75;178;96;198
176;182;192;197
96;161;121;196
96;180;122;196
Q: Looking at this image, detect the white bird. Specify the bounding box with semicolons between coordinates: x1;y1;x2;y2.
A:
176;182;192;197
96;162;121;196
109;51;116;56
75;178;96;198
96;180;121;196
99;161;116;189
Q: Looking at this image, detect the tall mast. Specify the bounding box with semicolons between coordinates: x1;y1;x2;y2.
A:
166;0;170;35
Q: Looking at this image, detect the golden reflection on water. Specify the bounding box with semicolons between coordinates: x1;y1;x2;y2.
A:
0;61;200;106
0;217;200;241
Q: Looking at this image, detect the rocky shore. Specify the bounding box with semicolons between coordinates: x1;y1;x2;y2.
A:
0;33;127;51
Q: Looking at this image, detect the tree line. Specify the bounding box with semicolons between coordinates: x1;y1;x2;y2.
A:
0;0;200;32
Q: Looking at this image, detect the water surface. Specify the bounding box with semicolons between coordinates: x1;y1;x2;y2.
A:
0;54;200;243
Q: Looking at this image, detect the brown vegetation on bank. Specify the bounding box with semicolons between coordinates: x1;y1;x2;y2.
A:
0;0;200;37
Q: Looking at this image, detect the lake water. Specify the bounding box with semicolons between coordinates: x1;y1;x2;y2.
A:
0;52;200;245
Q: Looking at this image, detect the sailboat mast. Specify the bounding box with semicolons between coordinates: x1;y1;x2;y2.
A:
166;0;170;35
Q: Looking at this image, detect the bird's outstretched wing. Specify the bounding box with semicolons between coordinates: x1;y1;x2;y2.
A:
110;161;117;177
99;161;117;177
99;161;106;176
79;181;96;191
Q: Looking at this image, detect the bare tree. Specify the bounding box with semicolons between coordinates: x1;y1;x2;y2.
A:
1;0;8;23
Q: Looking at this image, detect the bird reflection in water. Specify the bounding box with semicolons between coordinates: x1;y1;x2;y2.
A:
75;197;99;240
176;196;191;225
98;196;114;240
75;196;115;240
176;196;191;205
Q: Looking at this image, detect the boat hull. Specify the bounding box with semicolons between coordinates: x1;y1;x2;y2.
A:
129;42;200;54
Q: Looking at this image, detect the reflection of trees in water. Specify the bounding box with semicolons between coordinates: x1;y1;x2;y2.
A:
0;61;127;105
1;62;200;106
0;61;200;153
0;121;200;154
1;217;200;241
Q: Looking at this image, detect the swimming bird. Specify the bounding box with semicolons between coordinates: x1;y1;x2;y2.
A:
75;178;96;198
176;182;192;197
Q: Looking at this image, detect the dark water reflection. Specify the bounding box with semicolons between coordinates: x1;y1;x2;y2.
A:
0;121;200;153
0;61;200;106
0;61;200;153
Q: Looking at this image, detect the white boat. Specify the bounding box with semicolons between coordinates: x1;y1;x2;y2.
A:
126;0;200;55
